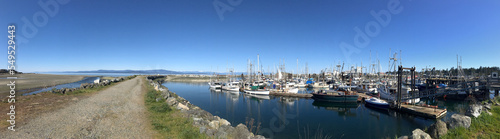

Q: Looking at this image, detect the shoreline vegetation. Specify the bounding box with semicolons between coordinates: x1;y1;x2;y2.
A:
144;78;206;138
0;75;136;130
440;97;500;138
145;76;265;139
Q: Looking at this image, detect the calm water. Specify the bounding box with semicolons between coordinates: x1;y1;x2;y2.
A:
23;77;100;96
162;82;479;139
38;72;139;77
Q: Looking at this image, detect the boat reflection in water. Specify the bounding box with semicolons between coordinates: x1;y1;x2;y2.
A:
243;93;271;101
312;100;359;118
163;82;437;138
279;97;298;106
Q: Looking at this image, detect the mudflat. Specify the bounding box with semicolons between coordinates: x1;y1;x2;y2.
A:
0;74;86;98
0;77;154;138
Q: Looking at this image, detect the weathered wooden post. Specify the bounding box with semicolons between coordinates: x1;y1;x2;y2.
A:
411;67;416;105
397;65;402;109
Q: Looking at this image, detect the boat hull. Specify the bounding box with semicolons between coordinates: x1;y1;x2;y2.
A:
245;90;270;95
312;93;358;103
365;99;390;109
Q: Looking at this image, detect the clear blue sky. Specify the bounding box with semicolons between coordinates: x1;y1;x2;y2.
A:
1;0;499;73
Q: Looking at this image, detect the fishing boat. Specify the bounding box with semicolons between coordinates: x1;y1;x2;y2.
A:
222;82;240;92
284;82;299;93
208;82;222;89
378;85;420;104
364;97;390;109
296;81;307;88
312;89;358;103
245;89;270;95
244;92;271;99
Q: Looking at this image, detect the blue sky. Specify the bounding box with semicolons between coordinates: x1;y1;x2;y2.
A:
1;0;499;73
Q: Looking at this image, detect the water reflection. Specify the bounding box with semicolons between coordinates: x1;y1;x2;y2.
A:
312;101;359;118
163;82;437;139
23;77;100;96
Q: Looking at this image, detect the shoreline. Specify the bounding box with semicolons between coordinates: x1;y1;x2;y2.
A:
0;74;90;98
146;77;264;138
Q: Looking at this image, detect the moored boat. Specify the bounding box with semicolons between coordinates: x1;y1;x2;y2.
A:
209;82;222;89
312;90;358;103
364;97;390;109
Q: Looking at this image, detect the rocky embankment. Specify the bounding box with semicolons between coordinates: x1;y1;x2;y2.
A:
50;76;134;94
398;99;499;139
147;77;265;139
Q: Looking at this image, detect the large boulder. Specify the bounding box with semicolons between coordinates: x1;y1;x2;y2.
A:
186;109;213;120
466;104;482;118
209;120;220;129
448;114;471;129
428;120;448;139
231;123;253;139
411;129;431;139
176;103;190;111
219;119;231;126
166;97;177;106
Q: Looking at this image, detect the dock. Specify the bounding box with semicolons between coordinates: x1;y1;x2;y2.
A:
397;104;447;119
356;92;372;102
356;93;447;119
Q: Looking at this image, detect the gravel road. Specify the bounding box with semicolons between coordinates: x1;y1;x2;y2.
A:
1;77;154;138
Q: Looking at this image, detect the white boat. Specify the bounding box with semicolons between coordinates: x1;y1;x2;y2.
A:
224;82;240;92
245;89;270;95
365;97;390;109
209;82;222;89
284;82;299;93
309;82;329;88
245;93;270;100
378;85;420;104
296;80;307;88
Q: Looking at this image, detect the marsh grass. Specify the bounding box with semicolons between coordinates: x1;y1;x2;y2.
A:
143;79;207;139
297;121;334;139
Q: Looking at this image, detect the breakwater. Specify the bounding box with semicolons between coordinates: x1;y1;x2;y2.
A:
147;77;265;139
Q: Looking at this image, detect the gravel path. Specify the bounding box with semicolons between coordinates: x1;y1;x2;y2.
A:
1;77;154;139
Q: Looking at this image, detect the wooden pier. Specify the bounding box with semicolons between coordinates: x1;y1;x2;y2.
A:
356;92;372;102
357;93;447;119
397;104;447;119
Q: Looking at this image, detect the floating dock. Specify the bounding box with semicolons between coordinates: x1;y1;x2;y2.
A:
356;93;372;102
397;104;447;119
357;93;447;119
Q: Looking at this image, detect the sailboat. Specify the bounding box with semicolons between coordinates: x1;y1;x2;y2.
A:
244;54;269;95
208;73;222;89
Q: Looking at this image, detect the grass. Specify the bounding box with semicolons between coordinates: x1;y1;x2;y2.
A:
440;97;500;139
143;78;207;139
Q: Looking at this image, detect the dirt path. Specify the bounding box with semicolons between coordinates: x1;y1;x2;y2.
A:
1;77;154;138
